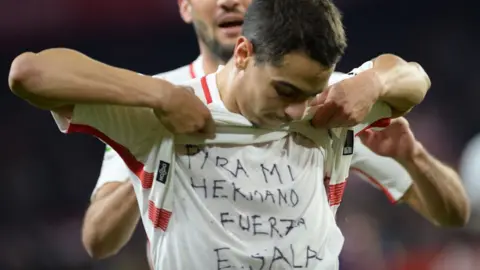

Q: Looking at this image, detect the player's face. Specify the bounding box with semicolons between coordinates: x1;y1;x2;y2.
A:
179;0;251;63
233;38;334;128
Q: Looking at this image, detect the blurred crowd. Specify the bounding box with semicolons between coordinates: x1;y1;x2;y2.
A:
0;0;478;269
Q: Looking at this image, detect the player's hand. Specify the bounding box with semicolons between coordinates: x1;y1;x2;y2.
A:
357;117;419;160
310;72;381;128
154;85;215;138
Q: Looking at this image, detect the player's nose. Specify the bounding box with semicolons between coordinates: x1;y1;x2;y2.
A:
218;0;240;9
285;101;307;121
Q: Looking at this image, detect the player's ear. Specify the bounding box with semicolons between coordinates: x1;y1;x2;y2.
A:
178;0;193;23
234;36;254;70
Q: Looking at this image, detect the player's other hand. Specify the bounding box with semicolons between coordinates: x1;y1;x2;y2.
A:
357;117;419;160
154;85;215;138
310;72;381;128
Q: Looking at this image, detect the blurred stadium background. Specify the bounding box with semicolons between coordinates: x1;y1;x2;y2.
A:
1;0;479;269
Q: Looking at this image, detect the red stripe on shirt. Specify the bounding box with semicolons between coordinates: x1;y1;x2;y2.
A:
68;123;153;188
200;76;213;104
148;200;172;231
189;62;196;79
67;123;172;230
328;182;347;206
350;167;396;203
355;118;391;136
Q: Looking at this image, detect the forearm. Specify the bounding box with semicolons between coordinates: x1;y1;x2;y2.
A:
8;48;174;110
82;182;140;259
371;54;431;116
399;143;470;227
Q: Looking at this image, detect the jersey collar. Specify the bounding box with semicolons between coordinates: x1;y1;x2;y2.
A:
189;55;205;79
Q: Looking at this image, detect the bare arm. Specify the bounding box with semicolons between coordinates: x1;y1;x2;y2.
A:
9;48;214;136
359;118;470;227
82;181;140;259
8;48;174;113
82;147;140;259
371;54;431;117
399;144;470;227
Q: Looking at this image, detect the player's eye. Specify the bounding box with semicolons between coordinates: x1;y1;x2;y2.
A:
275;86;298;98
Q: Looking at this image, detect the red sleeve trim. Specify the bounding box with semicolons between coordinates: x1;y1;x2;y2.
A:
355;118;391;136
67;123;154;189
350;167;397;203
67;123;172;231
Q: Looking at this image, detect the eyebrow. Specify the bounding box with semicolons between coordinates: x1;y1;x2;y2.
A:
273;80;318;97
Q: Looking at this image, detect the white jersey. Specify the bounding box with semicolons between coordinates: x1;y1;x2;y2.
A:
459;133;480;210
93;57;412;203
52;63;391;269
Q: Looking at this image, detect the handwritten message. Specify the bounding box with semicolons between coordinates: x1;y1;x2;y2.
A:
181;144;323;268
185;145;297;183
214;245;323;270
219;213;306;238
190;177;299;208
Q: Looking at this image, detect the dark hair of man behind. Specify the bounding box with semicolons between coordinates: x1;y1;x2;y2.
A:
242;0;346;68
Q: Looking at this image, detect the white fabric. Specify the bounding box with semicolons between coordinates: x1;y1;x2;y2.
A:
92;145;131;198
153;56;204;81
459;133;480;210
146;241;154;270
350;138;412;202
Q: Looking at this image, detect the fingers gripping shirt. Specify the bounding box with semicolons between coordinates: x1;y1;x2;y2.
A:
304;62;394;214
328;63;412;203
91;56;204;199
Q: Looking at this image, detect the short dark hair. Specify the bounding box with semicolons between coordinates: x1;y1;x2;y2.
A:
242;0;346;68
